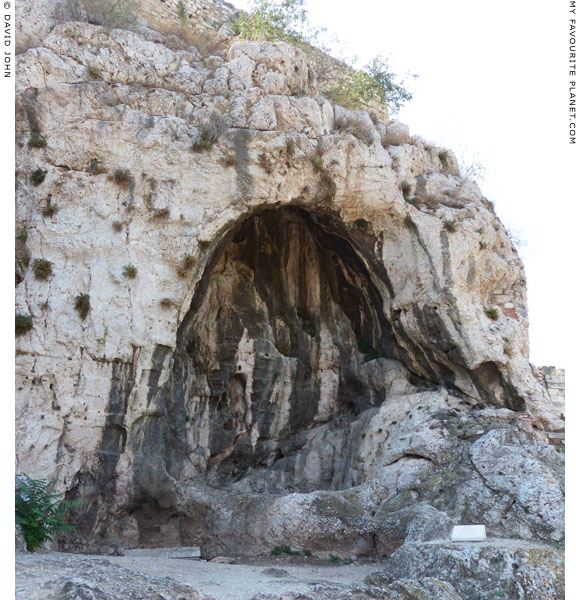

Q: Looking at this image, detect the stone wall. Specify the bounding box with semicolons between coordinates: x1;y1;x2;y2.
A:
140;0;239;36
537;366;565;412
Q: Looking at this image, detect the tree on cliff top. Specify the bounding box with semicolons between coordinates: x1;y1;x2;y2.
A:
231;0;414;114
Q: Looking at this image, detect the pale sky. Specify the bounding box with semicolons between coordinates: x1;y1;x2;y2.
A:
235;0;576;369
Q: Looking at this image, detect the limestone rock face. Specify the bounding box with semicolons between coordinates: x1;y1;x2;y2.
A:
15;18;563;588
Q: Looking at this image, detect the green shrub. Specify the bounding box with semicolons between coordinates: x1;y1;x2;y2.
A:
122;264;137;279
30;169;47;186
74;294;91;320
329;553;341;563
232;0;413;115
16;314;33;336
32;258;53;281
177;0;188;24
41;201;58;218
484;307;499;321
28;135;47;149
15;475;81;552
443;219;457;233
324;56;412;114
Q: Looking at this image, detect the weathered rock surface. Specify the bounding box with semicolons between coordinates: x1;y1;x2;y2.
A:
15;8;564;597
367;540;565;600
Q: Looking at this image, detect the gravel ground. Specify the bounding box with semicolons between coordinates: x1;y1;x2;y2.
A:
15;551;380;600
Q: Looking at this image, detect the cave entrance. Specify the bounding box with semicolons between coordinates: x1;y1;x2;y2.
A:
163;207;405;493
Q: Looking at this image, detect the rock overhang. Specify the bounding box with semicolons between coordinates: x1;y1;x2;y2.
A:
14;19;564;556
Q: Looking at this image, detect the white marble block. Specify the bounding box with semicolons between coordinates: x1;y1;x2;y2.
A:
451;525;487;542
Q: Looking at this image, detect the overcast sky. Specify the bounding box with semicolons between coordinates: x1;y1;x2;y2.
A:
235;0;575;369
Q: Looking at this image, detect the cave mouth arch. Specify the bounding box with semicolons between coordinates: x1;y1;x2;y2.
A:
163;205;410;493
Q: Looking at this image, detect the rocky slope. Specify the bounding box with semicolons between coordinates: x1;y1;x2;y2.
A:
15;10;564;598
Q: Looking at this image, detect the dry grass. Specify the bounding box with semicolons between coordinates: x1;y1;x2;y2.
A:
152;208;170;221
258;153;274;174
381;128;412;147
113;169;134;190
159;298;175;309
177;254;196;278
112;220;124;232
334;113;374;146
191;112;228;153
401;181;412;200
443;220;457;233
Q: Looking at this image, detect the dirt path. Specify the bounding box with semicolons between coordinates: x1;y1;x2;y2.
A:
103;555;379;599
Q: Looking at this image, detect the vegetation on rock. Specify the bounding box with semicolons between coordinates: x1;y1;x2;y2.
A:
32;258;53;281
54;0;142;29
232;0;413;114
16;314;33;336
15;475;81;552
74;294;91;320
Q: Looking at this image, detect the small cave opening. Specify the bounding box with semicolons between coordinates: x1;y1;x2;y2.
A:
162;206;407;494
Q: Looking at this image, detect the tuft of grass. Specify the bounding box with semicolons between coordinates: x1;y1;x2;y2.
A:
160;298;175;309
303;549;312;557
113;169;134;190
177;254;196;278
30;169;47;186
74;294;90;320
122;264;137;279
152;208;170;221
41;201;58;218
28;135;47;149
221;155;237;168
32;258;53;281
191;112;228;153
401;181;412;200
112;220;124;232
484;307;499;321
16;314;33;336
438;150;451;168
17;230;28;243
443;220;457;233
258;153;274;174
329;554;342;563
334;113;374;145
377;428;383;433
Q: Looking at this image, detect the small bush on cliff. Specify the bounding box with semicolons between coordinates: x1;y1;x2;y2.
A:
232;0;413;114
15;475;81;552
32;258;53;280
54;0;142;30
74;294;91;320
16;314;33;336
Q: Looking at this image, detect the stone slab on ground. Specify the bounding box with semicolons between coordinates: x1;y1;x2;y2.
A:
451;524;486;542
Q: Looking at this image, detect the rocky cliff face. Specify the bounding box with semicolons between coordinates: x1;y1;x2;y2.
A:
15;15;563;586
